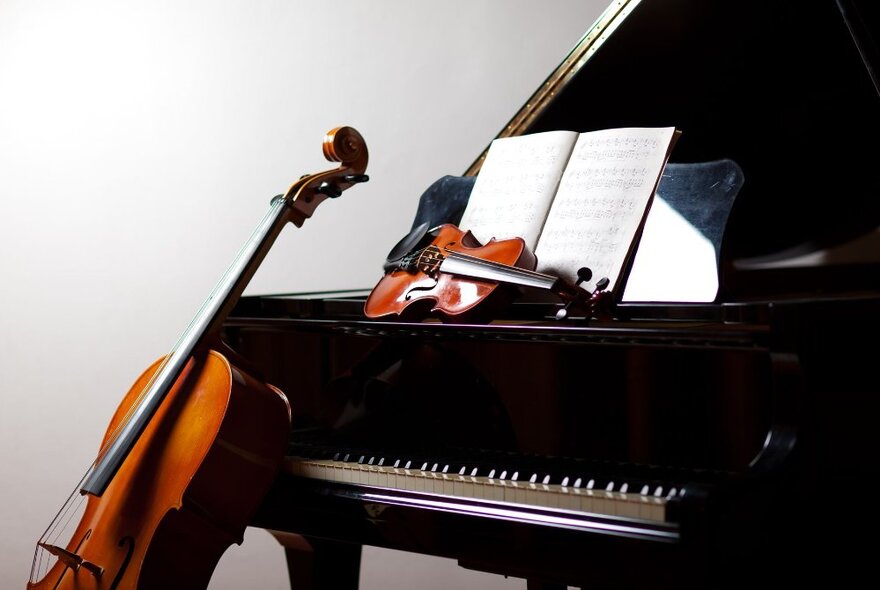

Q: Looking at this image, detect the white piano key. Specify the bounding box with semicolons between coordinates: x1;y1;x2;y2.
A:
526;482;540;506
284;457;668;523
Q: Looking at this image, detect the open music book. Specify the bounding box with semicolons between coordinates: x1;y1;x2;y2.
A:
458;127;679;296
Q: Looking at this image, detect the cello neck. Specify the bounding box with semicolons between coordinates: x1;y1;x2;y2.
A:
80;196;292;497
79;126;369;497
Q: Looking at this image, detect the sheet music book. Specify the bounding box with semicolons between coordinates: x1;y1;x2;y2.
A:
458;127;679;295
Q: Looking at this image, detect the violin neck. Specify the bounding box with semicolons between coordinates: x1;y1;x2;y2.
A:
440;251;560;292
80;196;291;497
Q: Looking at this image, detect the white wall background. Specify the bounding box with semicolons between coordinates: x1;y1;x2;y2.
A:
0;1;605;587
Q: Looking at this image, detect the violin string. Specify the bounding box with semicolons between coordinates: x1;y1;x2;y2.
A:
441;248;560;280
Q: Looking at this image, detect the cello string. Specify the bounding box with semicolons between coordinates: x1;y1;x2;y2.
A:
32;247;250;576
83;197;286;476
34;493;87;581
30;131;364;581
41;495;87;579
31;243;248;576
31;470;91;580
38;470;90;544
52;495;87;545
32;196;289;578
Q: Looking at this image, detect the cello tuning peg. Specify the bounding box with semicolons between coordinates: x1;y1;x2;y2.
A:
343;174;370;183
316;181;343;198
595;276;610;292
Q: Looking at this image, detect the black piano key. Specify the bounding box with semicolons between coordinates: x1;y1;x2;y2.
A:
286;439;700;505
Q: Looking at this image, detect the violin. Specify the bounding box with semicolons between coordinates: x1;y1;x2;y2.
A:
364;223;603;321
27;127;369;590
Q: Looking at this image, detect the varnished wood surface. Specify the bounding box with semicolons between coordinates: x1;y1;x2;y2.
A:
28;351;290;590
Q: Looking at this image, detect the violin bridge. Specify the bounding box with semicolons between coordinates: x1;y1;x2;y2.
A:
38;542;103;578
417;245;444;275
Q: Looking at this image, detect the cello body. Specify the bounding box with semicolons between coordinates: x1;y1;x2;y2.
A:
28;350;291;590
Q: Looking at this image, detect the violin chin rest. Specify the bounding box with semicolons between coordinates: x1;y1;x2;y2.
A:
382;222;435;273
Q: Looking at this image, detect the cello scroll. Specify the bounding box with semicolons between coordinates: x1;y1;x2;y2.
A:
283;126;369;226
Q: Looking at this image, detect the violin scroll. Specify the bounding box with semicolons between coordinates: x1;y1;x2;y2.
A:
554;271;611;320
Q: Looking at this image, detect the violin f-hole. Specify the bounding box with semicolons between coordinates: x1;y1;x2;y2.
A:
405;278;438;299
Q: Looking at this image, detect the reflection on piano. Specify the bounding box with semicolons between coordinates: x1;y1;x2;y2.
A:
225;1;880;588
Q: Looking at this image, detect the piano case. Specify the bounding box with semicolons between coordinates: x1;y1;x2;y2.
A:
225;1;880;588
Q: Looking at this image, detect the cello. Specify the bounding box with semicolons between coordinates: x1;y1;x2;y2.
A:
27;127;369;590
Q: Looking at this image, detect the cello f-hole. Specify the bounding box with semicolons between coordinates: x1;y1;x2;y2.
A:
109;536;135;590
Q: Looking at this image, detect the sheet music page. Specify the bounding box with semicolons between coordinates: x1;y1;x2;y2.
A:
534;126;677;293
458;130;578;250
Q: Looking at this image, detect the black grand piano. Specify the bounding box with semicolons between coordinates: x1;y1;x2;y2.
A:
224;1;880;588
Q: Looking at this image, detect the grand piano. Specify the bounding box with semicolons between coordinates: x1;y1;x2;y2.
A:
224;1;880;588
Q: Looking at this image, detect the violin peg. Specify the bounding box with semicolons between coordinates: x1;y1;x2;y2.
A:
576;267;593;285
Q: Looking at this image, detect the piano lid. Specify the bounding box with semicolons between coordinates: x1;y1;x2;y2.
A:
466;0;880;300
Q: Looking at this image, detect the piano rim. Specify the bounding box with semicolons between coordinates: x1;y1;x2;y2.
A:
255;473;681;544
223;313;771;352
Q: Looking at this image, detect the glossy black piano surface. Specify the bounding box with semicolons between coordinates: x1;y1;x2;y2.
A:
226;291;880;589
224;1;880;588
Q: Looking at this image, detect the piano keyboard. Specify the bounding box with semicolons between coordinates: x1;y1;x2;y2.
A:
285;454;684;524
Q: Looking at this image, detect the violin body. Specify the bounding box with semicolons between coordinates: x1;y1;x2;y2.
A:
364;223;537;320
28;350;291;590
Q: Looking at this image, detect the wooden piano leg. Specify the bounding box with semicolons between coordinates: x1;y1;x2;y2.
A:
269;531;362;590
